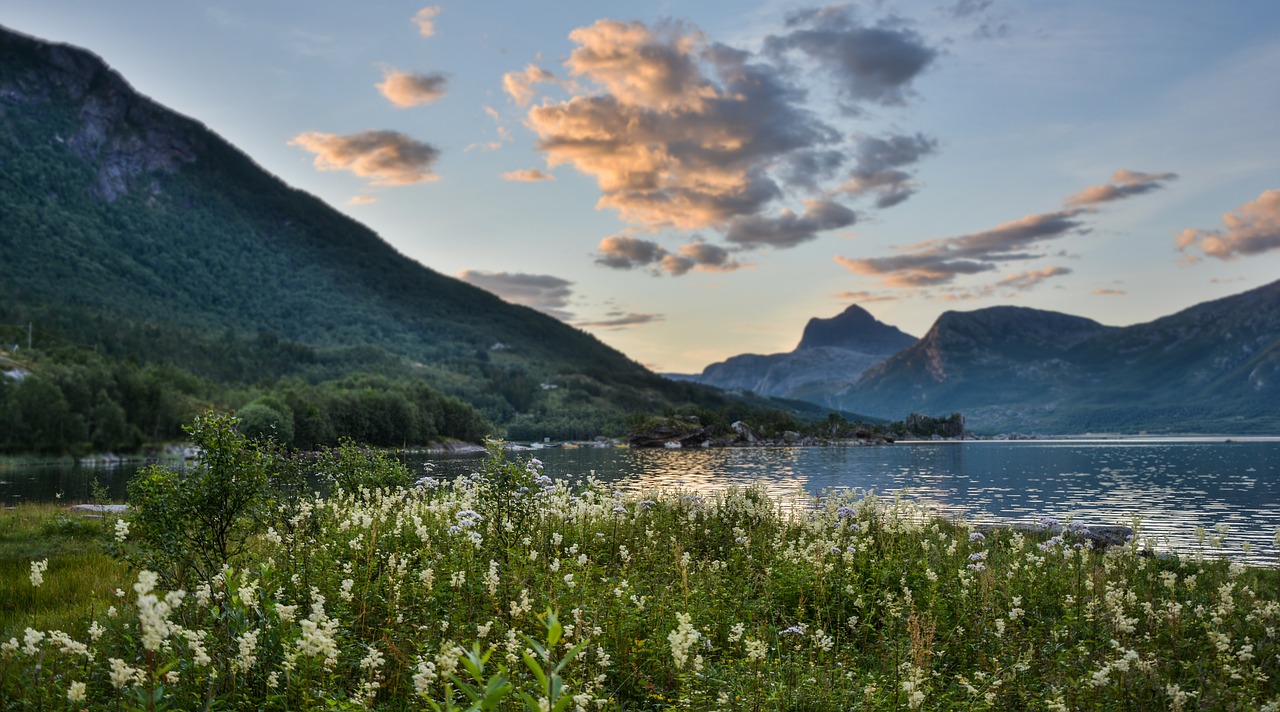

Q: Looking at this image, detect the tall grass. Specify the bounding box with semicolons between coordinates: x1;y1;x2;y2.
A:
1;447;1277;710
0;502;130;638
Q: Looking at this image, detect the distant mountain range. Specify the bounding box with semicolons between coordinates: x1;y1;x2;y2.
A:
667;305;915;408
0;25;838;443
676;281;1280;434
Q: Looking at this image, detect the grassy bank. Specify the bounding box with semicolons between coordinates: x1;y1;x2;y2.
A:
1;445;1278;710
0;502;130;638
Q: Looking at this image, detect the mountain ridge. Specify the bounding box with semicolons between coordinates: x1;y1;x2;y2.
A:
837;282;1280;432
683;305;916;401
0;24;849;446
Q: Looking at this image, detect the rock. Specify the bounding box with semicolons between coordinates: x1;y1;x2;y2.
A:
70;504;128;513
975;521;1133;550
730;421;760;444
629;424;714;449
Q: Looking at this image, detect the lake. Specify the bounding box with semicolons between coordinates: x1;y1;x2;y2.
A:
4;438;1277;565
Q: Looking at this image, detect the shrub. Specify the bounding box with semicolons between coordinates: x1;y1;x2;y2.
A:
123;411;280;588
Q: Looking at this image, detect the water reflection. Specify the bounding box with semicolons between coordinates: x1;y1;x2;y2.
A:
5;439;1278;565
419;440;1280;566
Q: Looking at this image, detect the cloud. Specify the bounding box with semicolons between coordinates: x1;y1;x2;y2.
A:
576;313;664;329
661;240;744;275
594;235;668;270
1092;288;1126;296
766;6;938;108
780;149;846;191
937;266;1072;301
833;290;898;303
346;195;378;205
836;253;995;287
524;20;840;232
725;200;856;249
289;130;440;185
1066;169;1178;207
376;68;447;107
595;234;744;275
997;265;1072;291
510;15;938;277
836;208;1086;287
1177;188;1280;259
948;0;994;19
457;270;574;320
502;168;555;182
503;64;557;107
412;6;441;37
466;106;513;152
839;133;937;208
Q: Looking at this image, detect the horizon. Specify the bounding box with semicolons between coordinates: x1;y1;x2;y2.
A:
5;1;1280;372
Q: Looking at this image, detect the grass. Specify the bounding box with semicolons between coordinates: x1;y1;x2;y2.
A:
0;445;1278;710
0;502;131;639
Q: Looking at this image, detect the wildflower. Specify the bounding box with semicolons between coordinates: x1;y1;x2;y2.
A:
276;603;298;622
109;658;139;689
114;518;130;543
564;573;576;588
361;645;386;671
668;613;701;669
728;622;745;642
67;681;86;702
1;638;17;655
969;532;985;542
21;628;43;655
745;638;767;662
234;630;259;673
780;623;808;636
485;560;500;596
29;559;48;588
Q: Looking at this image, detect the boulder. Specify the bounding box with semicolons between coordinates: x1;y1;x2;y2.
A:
730;421;761;444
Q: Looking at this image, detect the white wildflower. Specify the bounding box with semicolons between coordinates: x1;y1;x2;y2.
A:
67;681;86;702
29;559;48;588
668;613;701;669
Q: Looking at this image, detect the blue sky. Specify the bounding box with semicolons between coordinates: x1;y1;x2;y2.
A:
5;1;1280;372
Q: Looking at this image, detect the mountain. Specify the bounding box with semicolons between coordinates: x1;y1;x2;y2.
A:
0;25;836;448
837;281;1280;433
678;305;916;405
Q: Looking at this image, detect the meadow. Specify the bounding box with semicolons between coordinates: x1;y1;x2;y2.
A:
2;414;1278;710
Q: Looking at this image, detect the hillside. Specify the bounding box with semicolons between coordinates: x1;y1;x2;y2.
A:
0;25;837;451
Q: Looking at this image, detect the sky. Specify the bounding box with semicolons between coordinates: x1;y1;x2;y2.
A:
4;1;1280;373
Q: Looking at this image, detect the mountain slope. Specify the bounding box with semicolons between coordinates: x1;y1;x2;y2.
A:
686;305;916;401
838;284;1280;433
0;25;824;439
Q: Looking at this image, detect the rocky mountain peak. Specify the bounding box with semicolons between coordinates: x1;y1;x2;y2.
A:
796;304;916;354
1;25;202;201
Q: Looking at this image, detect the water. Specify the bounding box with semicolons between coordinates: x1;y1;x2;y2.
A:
4;439;1278;564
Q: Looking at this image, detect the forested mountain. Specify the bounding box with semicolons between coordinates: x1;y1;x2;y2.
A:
0;25;835;453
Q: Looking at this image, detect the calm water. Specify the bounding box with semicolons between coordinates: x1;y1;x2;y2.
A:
4;439;1278;564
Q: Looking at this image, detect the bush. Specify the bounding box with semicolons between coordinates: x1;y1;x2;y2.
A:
123;411;280;588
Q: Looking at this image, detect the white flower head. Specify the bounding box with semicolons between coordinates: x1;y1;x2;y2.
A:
29;559;48;588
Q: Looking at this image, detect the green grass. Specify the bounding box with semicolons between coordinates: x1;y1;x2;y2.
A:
1;447;1278;710
0;503;131;639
